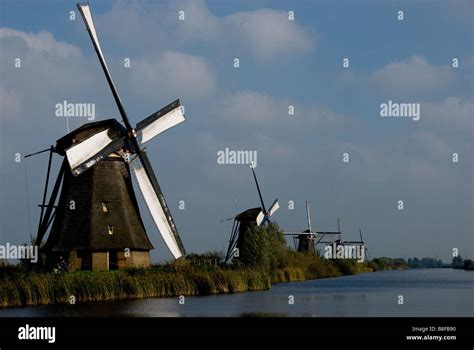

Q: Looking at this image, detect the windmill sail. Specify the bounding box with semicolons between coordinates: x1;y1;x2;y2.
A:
77;4;110;76
66;131;128;176
56;119;127;176
268;199;280;216
66;129;112;169
68;136;126;176
77;3;133;130
130;151;186;258
306;200;312;232
256;211;265;226
136;99;186;145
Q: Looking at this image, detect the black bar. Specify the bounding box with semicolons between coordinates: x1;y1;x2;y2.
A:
0;317;472;345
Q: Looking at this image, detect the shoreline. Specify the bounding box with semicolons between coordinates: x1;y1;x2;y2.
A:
0;259;376;309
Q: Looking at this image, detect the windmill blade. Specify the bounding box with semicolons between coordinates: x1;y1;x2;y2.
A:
77;3;133;131
359;228;364;243
66;132;126;176
136;99;186;145
268;198;279;217
306;200;312;232
256;210;265;226
130;151;186;258
250;166;266;213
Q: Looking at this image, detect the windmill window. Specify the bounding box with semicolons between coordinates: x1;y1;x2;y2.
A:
107;225;114;235
102;202;108;213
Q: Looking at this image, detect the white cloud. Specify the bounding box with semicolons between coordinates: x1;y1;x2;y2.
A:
423;97;473;129
0;28;91;131
215;90;347;127
224;9;315;59
218;91;287;124
408;131;452;159
174;0;220;43
96;1;315;60
370;56;454;92
0;28;80;59
0;26;217;130
130;51;217;101
0;85;21;119
97;1;170;53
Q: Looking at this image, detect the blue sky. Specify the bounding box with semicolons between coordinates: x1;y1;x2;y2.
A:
0;0;472;262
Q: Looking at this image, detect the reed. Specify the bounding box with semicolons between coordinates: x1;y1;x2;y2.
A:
0;256;366;308
0;265;275;308
0;225;375;308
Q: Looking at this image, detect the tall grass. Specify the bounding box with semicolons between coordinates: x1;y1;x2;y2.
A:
0;263;274;308
0;223;377;308
0;254;373;308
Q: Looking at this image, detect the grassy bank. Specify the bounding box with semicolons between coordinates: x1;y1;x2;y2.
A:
0;223;380;308
0;253;376;308
0;265;271;308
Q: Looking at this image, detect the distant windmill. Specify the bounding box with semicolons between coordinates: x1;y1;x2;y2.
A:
340;228;368;260
284;201;342;253
30;3;187;271
341;228;365;245
224;165;279;263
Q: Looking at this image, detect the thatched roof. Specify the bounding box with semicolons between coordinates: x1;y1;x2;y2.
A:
235;207;262;222
43;155;153;252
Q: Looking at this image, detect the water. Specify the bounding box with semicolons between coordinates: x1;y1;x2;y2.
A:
1;269;472;317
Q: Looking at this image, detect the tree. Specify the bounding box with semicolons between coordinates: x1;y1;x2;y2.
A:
452;255;464;269
238;222;285;272
463;259;473;270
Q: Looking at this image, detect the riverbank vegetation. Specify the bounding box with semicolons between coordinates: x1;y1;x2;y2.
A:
369;257;408;270
0;223;401;308
452;255;474;270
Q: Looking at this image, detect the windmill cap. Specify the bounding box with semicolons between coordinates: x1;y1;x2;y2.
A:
235;207;262;222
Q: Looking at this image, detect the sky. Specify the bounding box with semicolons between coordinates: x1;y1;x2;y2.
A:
0;0;472;263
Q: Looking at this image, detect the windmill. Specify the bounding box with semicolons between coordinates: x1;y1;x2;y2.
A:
223;164;279;263
284;201;342;253
339;228;368;260
29;3;187;271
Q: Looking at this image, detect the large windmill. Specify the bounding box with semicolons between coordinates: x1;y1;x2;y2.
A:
284;201;342;253
30;3;186;271
224;165;279;263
